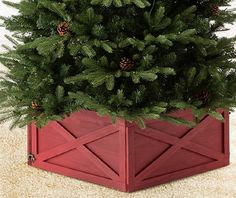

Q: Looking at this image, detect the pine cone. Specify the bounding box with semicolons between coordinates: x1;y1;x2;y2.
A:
212;5;220;15
31;102;40;110
196;91;210;104
57;21;69;36
119;57;135;71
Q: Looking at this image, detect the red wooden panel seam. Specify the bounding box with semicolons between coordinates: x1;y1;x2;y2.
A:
118;124;126;182
126;126;135;188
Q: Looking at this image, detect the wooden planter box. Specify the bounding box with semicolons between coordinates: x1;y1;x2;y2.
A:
28;109;230;192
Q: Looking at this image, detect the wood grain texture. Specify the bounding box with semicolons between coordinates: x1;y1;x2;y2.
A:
28;109;230;192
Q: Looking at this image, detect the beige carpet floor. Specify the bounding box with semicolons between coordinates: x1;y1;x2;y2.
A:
0;113;235;198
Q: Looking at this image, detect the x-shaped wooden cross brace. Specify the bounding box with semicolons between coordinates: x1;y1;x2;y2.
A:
134;113;226;182
35;122;121;181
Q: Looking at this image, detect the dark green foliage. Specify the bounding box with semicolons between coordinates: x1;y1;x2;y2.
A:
0;0;236;129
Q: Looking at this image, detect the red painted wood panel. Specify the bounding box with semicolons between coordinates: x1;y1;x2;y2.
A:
28;110;230;192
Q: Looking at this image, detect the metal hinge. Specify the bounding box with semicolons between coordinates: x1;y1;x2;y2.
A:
28;153;36;162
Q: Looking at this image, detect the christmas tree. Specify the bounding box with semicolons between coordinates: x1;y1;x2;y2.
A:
0;0;236;129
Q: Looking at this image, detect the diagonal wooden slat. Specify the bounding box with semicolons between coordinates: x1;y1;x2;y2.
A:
50;122;77;140
79;145;120;180
37;122;120;180
34;161;119;185
135;115;217;181
184;142;226;161
136;128;178;145
37;124;118;161
136;124;225;161
136;160;228;189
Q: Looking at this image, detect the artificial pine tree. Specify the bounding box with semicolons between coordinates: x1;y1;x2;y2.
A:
0;0;236;129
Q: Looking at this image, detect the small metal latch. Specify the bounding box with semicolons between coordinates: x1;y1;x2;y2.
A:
28;153;36;162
